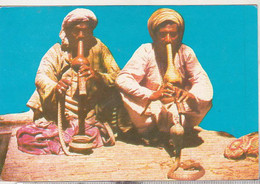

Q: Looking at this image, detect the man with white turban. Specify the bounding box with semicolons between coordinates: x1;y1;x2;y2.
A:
16;9;127;155
116;8;213;144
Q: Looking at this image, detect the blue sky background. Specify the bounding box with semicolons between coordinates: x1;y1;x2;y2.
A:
0;5;258;138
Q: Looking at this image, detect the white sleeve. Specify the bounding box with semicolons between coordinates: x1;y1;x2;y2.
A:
116;45;154;102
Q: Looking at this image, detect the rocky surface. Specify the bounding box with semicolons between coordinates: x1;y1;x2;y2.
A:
0;120;258;181
0;111;33;134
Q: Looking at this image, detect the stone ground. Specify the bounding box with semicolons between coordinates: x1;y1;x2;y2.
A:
0;124;258;182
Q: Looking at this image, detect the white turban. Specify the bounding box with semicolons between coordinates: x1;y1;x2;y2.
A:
59;8;98;48
147;8;184;42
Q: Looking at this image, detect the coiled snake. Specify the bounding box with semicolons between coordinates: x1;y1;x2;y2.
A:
167;124;205;180
167;151;205;180
58;100;82;156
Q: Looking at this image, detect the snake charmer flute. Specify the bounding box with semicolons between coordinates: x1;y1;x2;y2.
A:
57;32;93;155
141;43;183;115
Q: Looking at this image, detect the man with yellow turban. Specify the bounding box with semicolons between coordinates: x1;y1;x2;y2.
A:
16;9;125;155
116;8;213;144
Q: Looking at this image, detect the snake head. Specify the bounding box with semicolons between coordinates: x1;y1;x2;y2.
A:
170;124;184;148
170;124;184;136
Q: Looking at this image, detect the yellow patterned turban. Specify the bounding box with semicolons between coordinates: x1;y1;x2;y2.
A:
147;8;185;41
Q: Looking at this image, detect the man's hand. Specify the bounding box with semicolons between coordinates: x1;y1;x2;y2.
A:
56;78;72;96
149;83;196;105
148;83;176;101
175;87;196;104
78;65;101;81
78;65;94;80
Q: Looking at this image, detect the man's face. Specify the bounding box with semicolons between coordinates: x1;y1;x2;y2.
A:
67;22;93;46
155;22;180;47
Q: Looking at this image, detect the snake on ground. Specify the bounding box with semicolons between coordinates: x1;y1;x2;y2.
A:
167;124;205;180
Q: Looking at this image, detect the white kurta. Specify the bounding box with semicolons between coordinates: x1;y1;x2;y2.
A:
116;43;213;134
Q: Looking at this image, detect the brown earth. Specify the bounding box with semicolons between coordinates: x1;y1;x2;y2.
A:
0;112;258;181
